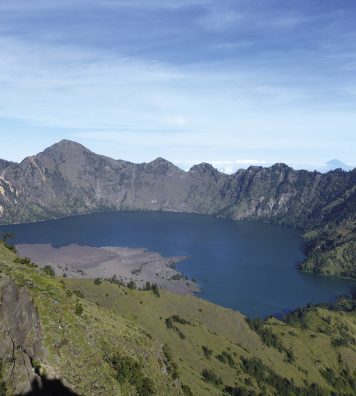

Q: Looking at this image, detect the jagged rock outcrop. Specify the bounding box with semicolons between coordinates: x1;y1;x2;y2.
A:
0;276;43;394
0;139;355;277
0;160;13;174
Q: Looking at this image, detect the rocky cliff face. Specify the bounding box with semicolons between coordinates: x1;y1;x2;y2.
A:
0;140;231;221
223;165;356;227
0;160;13;174
1;140;354;227
0;275;43;394
0;139;355;277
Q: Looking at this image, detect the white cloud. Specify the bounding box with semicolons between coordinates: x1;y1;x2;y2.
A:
0;35;316;134
175;159;269;174
0;37;191;130
0;4;355;166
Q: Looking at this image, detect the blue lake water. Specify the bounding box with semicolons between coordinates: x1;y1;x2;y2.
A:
1;211;355;318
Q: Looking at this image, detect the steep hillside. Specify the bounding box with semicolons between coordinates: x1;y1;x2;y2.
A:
299;186;356;278
0;242;355;395
0;242;183;396
0;140;355;278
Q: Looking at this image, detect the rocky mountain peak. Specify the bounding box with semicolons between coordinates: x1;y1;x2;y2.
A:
270;163;292;172
189;162;219;174
146;157;182;174
42;139;91;156
150;157;170;165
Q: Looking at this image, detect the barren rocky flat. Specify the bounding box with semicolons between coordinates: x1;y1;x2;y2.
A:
16;243;200;295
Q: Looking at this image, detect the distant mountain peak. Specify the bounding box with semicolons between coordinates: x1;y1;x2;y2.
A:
325;159;352;171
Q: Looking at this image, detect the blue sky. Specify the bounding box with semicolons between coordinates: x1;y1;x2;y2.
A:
0;0;355;172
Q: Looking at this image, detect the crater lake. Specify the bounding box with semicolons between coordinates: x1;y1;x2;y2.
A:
1;211;355;318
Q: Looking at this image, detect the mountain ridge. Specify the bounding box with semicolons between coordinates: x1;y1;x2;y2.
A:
2;140;354;176
0;140;355;278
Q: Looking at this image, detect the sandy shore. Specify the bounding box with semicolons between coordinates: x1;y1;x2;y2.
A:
16;244;200;295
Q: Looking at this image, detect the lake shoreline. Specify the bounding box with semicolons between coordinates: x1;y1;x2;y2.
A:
16;243;201;295
3;210;353;318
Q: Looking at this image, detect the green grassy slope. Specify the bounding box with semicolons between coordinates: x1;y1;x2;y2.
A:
1;242;356;395
0;242;183;396
65;278;356;395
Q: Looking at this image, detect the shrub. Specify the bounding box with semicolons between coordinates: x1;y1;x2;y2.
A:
75;302;84;316
14;257;32;265
152;284;160;297
94;277;102;285
163;344;179;380
216;351;235;368
165;317;186;339
245;318;284;352
112;355;141;385
43;265;55;278
216;353;227;364
127;280;137;289
105;353;155;395
331;336;353;347
329;295;356;312
202;345;213;359
240;357;329;396
1;233;17;253
5;244;17;253
31;359;42;375
165;317;173;329
201;369;223;386
73;290;84;298
285;349;295;363
106;274;124;286
136;377;156;396
224;385;259;395
171;315;191;325
182;384;193;395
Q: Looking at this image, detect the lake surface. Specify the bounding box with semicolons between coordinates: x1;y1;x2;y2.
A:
1;211;355;318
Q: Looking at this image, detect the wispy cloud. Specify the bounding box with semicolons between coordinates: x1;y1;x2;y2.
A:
197;7;244;32
0;35;316;132
176;159;269;174
0;0;355;166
